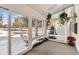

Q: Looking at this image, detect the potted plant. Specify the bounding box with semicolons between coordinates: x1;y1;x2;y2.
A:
46;13;51;26
67;36;76;46
59;11;69;25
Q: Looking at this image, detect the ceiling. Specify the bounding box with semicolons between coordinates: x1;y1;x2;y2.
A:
27;4;73;16
27;4;56;16
0;4;73;20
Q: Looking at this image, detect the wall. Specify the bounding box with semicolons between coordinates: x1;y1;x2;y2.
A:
71;5;79;52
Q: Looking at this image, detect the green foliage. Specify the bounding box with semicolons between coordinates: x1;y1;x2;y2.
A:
60;12;67;18
59;12;69;25
47;13;51;20
46;13;51;26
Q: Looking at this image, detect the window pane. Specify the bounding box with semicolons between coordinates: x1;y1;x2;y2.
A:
38;20;43;36
74;23;77;34
11;13;29;54
32;19;36;39
0;8;8;55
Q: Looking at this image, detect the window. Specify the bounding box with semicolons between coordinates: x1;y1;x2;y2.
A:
74;23;77;34
11;13;29;54
0;8;8;55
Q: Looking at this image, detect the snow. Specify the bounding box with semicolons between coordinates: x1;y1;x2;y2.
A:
0;28;44;55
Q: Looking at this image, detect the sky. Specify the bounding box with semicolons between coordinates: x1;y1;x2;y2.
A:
0;8;22;25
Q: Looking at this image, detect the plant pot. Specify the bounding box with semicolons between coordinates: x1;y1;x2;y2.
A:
67;36;76;46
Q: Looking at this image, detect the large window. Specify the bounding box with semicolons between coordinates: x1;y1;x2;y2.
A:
32;19;44;39
0;7;29;55
0;8;8;55
31;18;45;45
11;13;29;54
53;20;65;35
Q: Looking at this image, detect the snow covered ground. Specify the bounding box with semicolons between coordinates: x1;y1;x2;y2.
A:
0;28;43;55
0;31;28;55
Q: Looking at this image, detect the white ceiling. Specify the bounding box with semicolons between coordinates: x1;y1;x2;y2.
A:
27;4;56;16
27;4;73;16
0;4;73;20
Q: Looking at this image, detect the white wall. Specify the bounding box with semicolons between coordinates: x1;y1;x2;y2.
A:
71;5;79;52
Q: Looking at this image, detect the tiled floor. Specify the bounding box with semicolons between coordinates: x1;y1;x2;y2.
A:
25;41;79;55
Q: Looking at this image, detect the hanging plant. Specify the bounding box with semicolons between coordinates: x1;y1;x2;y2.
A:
46;13;51;26
59;12;70;25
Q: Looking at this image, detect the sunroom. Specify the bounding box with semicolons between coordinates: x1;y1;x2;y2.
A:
0;4;79;55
